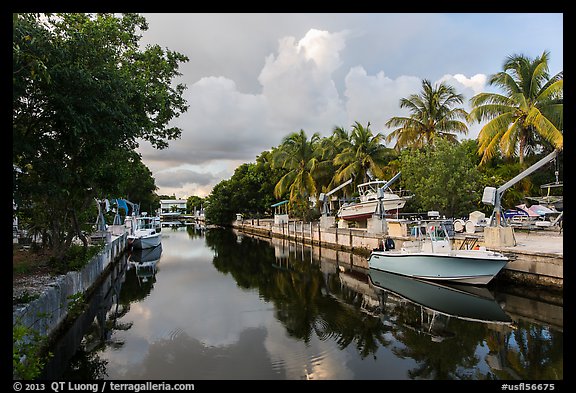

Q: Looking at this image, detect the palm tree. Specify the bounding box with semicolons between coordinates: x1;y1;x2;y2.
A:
385;79;469;150
333;121;394;185
317;126;351;190
468;51;563;165
271;129;322;213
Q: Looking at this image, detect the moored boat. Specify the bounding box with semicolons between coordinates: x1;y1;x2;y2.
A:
368;220;509;285
127;215;162;249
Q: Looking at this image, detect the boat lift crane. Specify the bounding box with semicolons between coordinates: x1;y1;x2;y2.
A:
319;178;354;216
375;171;402;218
482;149;561;227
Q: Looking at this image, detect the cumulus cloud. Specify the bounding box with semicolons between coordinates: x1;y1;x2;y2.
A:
258;29;347;132
139;28;352;198
438;73;488;96
343;66;422;141
134;14;562;199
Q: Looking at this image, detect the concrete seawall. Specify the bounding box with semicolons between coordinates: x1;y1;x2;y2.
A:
13;233;128;339
231;218;563;290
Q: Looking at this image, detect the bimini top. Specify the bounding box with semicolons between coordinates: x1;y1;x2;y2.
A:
271;200;289;208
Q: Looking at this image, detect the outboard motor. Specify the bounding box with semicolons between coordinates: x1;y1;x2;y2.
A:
384;237;395;251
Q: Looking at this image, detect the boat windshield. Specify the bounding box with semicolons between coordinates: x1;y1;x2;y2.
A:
410;220;454;241
427;223;448;241
137;218;155;230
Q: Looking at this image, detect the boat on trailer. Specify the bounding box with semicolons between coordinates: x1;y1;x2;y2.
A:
337;176;412;221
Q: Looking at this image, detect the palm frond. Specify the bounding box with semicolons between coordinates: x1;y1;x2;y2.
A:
537;79;563;102
274;171;297;198
537;102;563;131
499;120;521;157
489;72;521;96
468;104;516;123
525;107;563;150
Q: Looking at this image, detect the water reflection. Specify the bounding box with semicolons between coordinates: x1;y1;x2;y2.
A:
368;269;513;325
44;226;563;380
128;244;163;285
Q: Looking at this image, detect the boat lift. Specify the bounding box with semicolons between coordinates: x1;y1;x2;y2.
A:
482;149;561;227
319;178;353;216
375;171;402;219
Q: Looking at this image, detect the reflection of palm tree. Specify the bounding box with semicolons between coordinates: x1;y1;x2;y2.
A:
503;321;563;380
382;297;487;379
207;229;391;358
272;265;323;344
323;274;392;358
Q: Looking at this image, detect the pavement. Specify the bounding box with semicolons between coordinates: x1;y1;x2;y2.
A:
506;229;563;256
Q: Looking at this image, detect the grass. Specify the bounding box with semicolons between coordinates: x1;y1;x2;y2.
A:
13;245;52;278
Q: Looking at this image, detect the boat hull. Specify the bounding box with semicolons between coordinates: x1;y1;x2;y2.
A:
129;233;162;249
368;250;508;285
338;198;407;221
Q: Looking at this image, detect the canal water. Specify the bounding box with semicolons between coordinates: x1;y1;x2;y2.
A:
41;225;563;380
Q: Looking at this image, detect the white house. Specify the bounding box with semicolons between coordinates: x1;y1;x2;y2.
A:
160;199;187;215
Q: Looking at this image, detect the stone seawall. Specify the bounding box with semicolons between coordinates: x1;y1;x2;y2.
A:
13;233;128;339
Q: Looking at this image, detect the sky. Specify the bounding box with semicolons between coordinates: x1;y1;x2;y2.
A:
134;13;563;199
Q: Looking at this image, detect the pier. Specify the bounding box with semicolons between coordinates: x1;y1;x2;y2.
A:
231;218;563;290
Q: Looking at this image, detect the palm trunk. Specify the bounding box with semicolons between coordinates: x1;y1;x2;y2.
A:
519;135;526;166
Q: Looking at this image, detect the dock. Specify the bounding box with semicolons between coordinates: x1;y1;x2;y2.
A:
230;218;563;290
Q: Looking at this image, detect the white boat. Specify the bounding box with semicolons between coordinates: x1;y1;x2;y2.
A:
337;180;411;221
368;220;509;285
127;215;162;249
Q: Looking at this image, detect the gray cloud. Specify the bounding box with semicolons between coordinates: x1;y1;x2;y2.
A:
135;13;562;198
154;168;221;189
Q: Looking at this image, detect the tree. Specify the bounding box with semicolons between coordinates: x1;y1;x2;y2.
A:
468;51;563;165
333;121;396;186
385;79;469;150
400;139;482;218
204;159;285;225
271;129;323;217
186;196;205;215
13;13;188;257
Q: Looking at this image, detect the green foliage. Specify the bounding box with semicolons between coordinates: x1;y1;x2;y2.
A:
469;51;563;165
66;292;86;318
13;322;51;380
13;291;40;305
13;13;187;258
49;243;104;274
186;195;205;214
400;139;482;218
205;160;286;225
204;180;235;225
